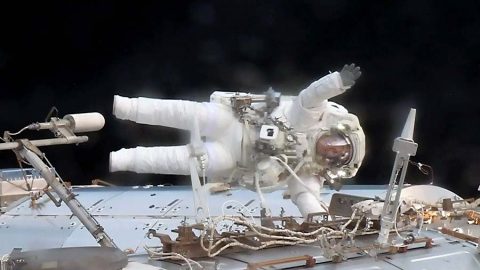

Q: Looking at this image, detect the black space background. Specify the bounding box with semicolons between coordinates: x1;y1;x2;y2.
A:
0;1;479;198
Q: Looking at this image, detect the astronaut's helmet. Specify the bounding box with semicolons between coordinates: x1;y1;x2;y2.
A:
314;128;353;168
305;106;365;179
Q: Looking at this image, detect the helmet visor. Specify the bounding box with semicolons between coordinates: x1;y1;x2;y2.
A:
315;132;353;167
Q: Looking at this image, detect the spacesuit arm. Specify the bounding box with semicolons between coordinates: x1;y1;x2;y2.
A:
285;72;346;131
298;71;347;109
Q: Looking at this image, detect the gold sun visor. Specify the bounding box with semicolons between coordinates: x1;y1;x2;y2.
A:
315;130;353;167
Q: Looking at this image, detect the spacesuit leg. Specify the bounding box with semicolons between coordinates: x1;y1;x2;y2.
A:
110;142;236;177
110;145;191;175
113;95;235;138
287;175;327;218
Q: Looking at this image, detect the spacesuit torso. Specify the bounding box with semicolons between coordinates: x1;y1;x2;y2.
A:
205;91;364;187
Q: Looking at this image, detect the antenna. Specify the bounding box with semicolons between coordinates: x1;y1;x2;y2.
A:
377;108;418;246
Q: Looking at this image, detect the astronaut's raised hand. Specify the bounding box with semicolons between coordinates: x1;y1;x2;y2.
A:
339;63;361;89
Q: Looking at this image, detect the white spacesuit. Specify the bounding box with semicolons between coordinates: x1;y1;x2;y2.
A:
110;64;365;217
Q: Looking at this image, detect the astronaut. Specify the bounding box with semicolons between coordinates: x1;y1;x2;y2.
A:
110;64;365;218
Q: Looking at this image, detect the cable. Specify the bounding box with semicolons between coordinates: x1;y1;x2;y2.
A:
340;209;358;231
409;160;434;184
392;202;425;241
254;172;271;216
221;200;255;223
271;156;330;213
278;154;289;164
132;219;162;254
5;125;31;136
393;203;408;241
392;206;426;246
417;205;424;235
208;237;312;257
350;215;364;235
198;214;359;257
144;246;203;269
204;224;336;257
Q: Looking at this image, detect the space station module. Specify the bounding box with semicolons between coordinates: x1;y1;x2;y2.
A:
110;65;365;217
